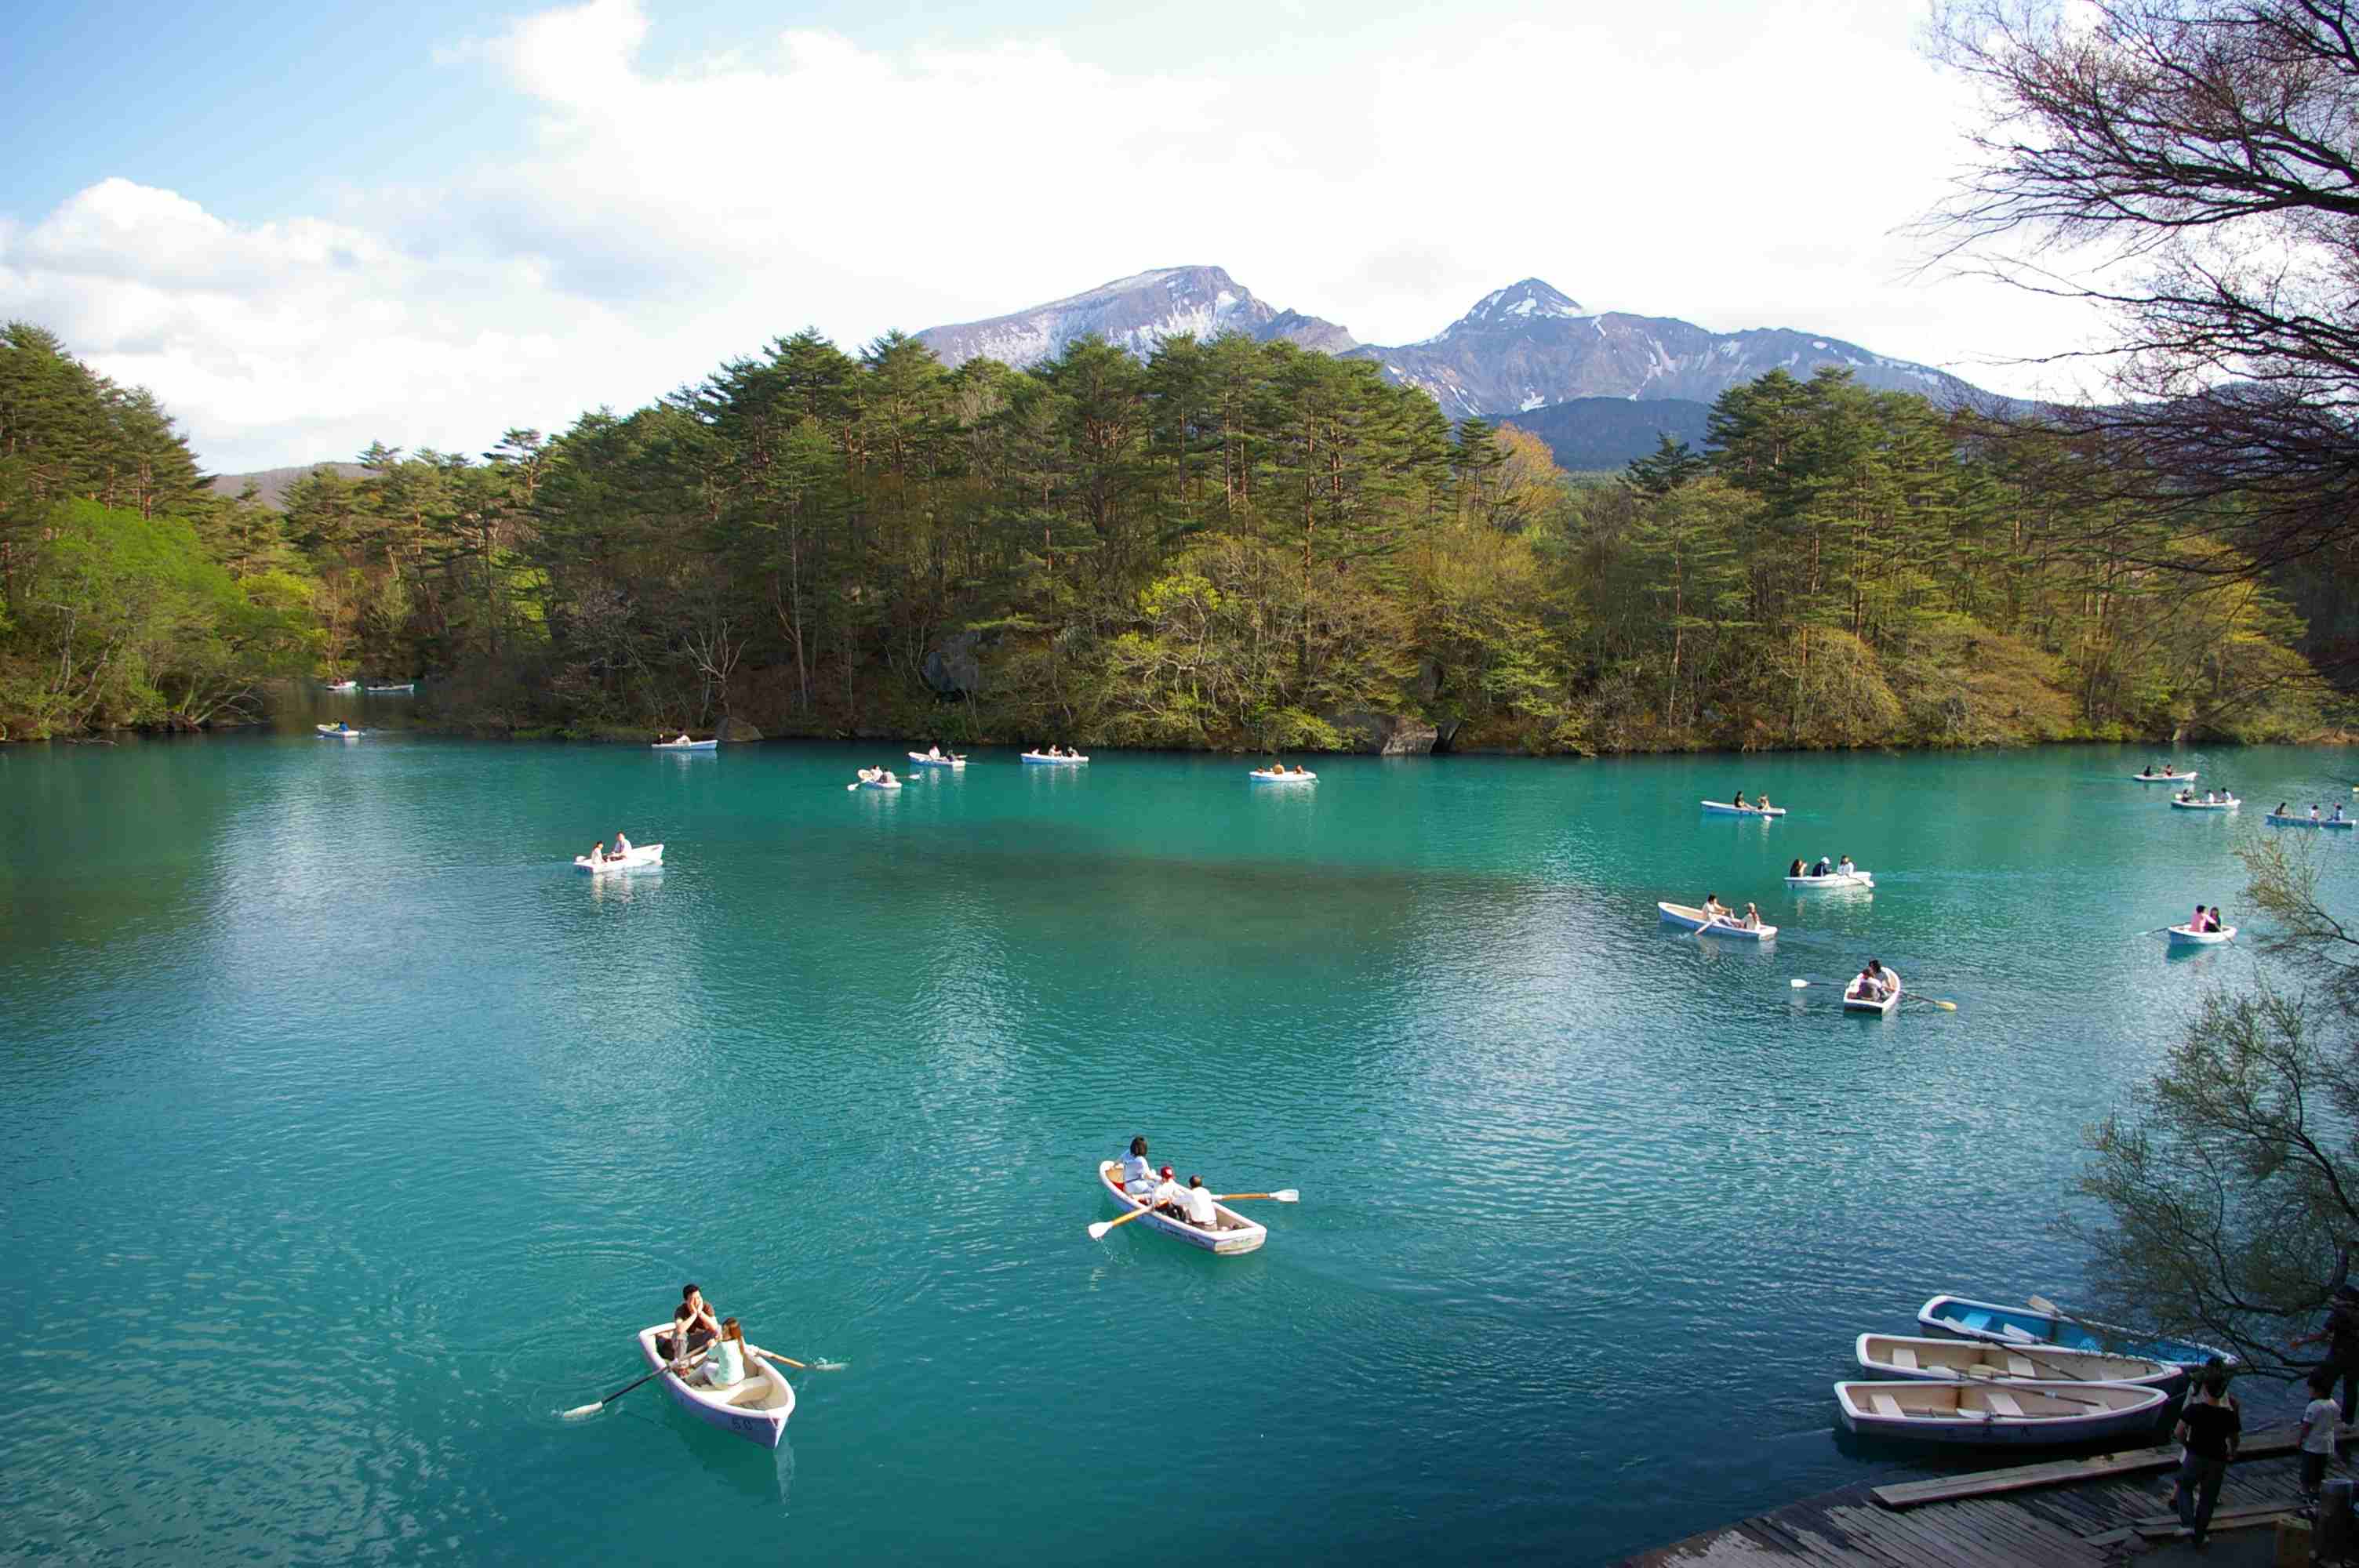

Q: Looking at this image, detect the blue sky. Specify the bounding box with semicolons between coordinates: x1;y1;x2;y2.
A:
0;0;2103;470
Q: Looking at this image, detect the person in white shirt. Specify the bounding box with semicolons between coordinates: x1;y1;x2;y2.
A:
1700;894;1732;927
1144;1165;1185;1217
1176;1175;1219;1230
615;832;632;856
690;1317;749;1388
1837;856;1856;879
1117;1137;1155;1196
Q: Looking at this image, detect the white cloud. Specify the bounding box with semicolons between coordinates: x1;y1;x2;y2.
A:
0;0;2113;472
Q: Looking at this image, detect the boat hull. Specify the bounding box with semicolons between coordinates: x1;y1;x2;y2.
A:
907;753;963;767
1786;871;1873;889
575;844;664;873
652;740;718;751
857;779;901;790
1700;800;1784;816
1854;1332;2182;1392
2165;925;2235;946
1917;1294;2231;1367
1096;1161;1266;1255
1657;902;1776;940
2169;798;2237;811
1022;753;1089;764
2128;772;2195;782
634;1326;793;1449
2267;814;2354;829
1249;771;1315;782
1834;1378;2170;1446
1843;970;1902;1014
365;683;415;694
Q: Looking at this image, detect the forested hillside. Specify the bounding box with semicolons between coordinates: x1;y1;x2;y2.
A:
0;318;2335;750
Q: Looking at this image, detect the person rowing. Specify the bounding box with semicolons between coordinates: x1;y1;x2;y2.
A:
673;733;692;745
1699;893;1733;927
1176;1174;1219;1231
2277;802;2289;817
2205;905;2225;933
1812;856;1832;878
2141;762;2157;778
1848;959;1893;1003
926;744;943;758
613;831;632;858
2190;903;2209;933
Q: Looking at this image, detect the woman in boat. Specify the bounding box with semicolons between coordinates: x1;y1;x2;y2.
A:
1739;902;1762;931
1756;794;1773;812
2205;906;2226;932
2277;802;2289;817
689;1318;749;1388
674;733;692;746
2141;763;2156;778
2314;804;2325;820
1732;790;1748;809
1848;959;1892;1002
1788;857;1805;878
1837;855;1856;879
1118;1136;1155;1196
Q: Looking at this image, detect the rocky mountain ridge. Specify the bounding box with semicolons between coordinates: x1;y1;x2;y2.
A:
914;266;1354;369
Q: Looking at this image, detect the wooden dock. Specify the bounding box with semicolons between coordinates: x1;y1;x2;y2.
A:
1623;1432;2321;1565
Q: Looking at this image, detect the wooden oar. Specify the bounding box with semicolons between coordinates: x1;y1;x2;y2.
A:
1900;992;1960;1012
752;1346;846;1372
1212;1190;1299;1203
1088;1203;1158;1241
562;1356;692;1419
1952;1343;2094;1382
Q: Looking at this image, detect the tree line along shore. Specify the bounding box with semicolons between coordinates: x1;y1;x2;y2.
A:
0;318;2343;750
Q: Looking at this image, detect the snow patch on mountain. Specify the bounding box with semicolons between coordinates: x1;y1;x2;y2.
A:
915;265;1354;369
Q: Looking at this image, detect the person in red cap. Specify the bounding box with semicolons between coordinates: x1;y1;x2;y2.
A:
1145;1164;1185;1218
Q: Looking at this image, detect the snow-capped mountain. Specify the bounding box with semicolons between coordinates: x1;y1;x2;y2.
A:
1343;278;1983;416
914;266;1355;369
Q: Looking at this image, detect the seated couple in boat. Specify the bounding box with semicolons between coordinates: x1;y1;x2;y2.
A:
2140;763;2180;778
1041;744;1077;757
587;831;634;862
1265;762;1310;774
2189;905;2225;933
1847;959;1894;1003
1728;791;1773;811
660;1283;756;1388
1699;895;1763;931
671;733;693;745
856;767;900;784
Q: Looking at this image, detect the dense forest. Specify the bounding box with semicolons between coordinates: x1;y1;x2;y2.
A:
0;316;2338;750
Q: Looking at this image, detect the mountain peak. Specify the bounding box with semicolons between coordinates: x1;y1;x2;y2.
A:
1459;278;1586;328
916;267;1354;369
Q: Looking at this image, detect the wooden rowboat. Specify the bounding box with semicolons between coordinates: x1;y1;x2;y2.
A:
1843;968;1902;1015
652;739;718;751
1699;800;1785;816
322;679;358;692
2168;796;2238;811
1855;1332;2181;1391
1917;1294;2233;1367
1249;769;1316;782
2128;771;2194;782
1657;902;1776;940
633;1325;794;1449
365;682;416;694
1095;1160;1266;1255
1787;869;1873;889
907;753;964;767
1834;1378;2170;1446
1023;751;1089;764
575;844;664;873
2166;924;2235;946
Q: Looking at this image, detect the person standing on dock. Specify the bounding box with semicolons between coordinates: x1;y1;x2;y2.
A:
2294;1283;2359;1427
2172;1368;2241;1548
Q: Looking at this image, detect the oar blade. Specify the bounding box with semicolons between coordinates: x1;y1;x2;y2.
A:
1273;1190;1299;1202
1087;1221;1114;1240
1790;978;1811;988
559;1402;605;1420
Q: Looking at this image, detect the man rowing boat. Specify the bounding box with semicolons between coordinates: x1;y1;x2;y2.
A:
1848;960;1893;1004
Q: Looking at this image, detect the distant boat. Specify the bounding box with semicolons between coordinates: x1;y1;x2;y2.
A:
314;723;364;739
1834;1378;2170;1446
2168;796;2237;811
1700;800;1784;817
1250;768;1315;782
2128;770;2194;782
1095;1160;1266;1256
1023;751;1089;764
1917;1293;2232;1367
322;679;358;692
2267;812;2354;829
652;738;718;751
364;682;416;694
575;844;663;873
1657;902;1776;940
908;752;965;767
1843;968;1902;1016
2166;924;2235;946
1787;868;1873;888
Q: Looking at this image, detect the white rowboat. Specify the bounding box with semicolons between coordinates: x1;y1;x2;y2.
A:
575;844;664;873
322;680;358;692
2268;813;2354;829
908;753;965;767
2128;771;2195;783
1250;769;1316;782
1787;869;1874;888
652;739;718;751
314;724;363;738
2168;796;2238;811
1700;800;1785;817
633;1325;794;1449
365;682;416;694
1843;968;1902;1015
1023;751;1089;764
1095;1160;1267;1255
2166;924;2235;946
856;777;902;790
1657;902;1776;940
1854;1333;2180;1391
1834;1379;2170;1446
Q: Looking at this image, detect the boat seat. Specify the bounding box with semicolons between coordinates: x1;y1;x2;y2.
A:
729;1382;786;1410
2005;1354;2037;1377
1888;1345;1918;1370
1982;1391;2025;1417
1870;1393;1906;1420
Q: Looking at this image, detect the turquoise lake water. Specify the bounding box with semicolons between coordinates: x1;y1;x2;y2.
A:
5;717;2356;1565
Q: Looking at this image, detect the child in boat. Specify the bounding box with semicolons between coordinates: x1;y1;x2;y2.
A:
1147;1165;1186;1217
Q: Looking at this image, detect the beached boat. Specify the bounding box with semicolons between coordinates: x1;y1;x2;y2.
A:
652;738;718;751
1917;1294;2233;1367
2166;924;2236;946
1854;1333;2181;1391
2128;771;2195;783
1786;869;1874;889
574;844;664;873
1095;1160;1267;1256
1700;800;1786;817
365;682;416;694
907;753;964;768
322;679;358;692
1022;751;1089;764
1843;969;1903;1015
1834;1378;2170;1446
632;1325;794;1450
1657;902;1777;940
2168;796;2238;811
2267;813;2355;829
314;724;364;739
1250;769;1316;782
